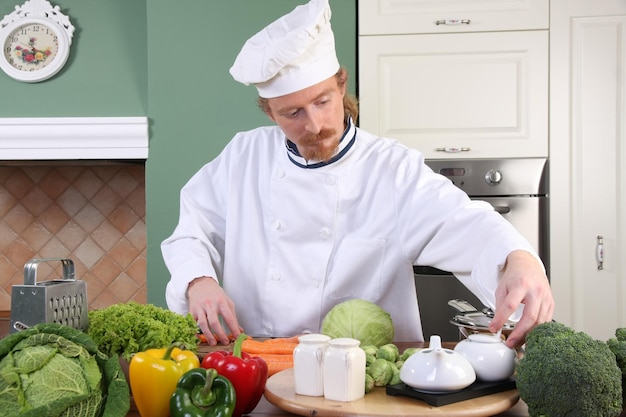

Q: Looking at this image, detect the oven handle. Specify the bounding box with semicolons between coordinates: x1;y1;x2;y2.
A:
492;205;511;214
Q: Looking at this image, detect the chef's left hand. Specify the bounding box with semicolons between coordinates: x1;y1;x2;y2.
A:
489;250;554;348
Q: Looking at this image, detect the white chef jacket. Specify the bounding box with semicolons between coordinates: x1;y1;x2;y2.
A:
162;119;538;341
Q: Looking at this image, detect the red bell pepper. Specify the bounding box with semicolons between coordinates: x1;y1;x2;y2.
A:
201;333;268;417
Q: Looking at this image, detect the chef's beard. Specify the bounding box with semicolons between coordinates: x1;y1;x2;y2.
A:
297;128;340;162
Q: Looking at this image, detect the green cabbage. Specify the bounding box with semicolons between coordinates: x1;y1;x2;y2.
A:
321;299;394;346
0;323;129;417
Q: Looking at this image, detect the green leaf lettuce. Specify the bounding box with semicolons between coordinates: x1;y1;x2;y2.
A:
87;302;199;361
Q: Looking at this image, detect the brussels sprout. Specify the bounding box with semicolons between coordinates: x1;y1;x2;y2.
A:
365;374;375;393
368;358;394;387
376;344;399;362
390;364;401;385
361;345;378;356
399;347;422;361
362;344;378;366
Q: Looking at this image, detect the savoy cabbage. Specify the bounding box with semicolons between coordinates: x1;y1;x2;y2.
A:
0;323;129;417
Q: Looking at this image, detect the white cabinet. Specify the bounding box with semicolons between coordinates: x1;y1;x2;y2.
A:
549;0;626;340
359;0;548;35
358;1;549;159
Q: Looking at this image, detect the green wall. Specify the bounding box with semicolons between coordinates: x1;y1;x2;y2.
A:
0;0;148;114
0;0;357;308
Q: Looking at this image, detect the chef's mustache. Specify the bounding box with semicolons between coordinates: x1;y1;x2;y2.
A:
297;128;338;146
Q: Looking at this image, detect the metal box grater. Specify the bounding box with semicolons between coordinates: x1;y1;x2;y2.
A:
10;258;88;333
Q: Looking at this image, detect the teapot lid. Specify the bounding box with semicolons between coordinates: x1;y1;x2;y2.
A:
467;329;503;344
468;333;502;343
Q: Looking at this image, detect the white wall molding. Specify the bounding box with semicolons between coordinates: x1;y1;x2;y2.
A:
0;117;149;160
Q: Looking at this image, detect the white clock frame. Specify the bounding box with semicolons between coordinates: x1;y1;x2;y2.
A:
0;0;74;82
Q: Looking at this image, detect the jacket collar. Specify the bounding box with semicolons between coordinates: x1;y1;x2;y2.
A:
285;117;356;169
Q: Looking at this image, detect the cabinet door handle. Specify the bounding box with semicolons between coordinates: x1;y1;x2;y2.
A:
435;147;471;153
435;19;471;26
596;235;604;270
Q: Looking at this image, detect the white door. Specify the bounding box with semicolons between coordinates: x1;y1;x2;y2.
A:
550;0;626;340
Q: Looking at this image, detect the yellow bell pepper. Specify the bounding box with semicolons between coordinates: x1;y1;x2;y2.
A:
129;343;200;417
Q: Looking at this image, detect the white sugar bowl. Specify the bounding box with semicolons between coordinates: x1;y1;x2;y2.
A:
400;335;476;392
453;332;517;381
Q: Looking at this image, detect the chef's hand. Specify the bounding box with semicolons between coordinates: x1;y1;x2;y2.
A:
187;276;242;346
489;250;554;349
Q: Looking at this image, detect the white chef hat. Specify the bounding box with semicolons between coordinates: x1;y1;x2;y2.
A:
229;0;340;98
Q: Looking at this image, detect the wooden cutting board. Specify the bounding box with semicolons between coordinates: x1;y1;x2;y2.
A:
264;368;520;417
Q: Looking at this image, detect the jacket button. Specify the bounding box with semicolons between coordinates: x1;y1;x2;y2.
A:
325;176;336;186
319;228;330;239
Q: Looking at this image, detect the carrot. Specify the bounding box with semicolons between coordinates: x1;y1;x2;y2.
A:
261;335;303;344
266;361;293;376
196;333;238;344
252;353;294;377
251;353;294;362
241;338;298;355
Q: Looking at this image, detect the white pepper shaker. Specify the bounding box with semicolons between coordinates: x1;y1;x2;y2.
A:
293;333;330;396
323;337;366;402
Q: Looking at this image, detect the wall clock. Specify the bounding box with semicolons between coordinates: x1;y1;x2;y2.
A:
0;0;74;83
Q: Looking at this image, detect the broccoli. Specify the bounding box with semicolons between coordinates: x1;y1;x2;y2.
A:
607;328;626;378
516;321;623;417
607;327;626;404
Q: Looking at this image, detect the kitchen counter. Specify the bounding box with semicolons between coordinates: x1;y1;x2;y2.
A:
0;319;619;417
0;314;527;417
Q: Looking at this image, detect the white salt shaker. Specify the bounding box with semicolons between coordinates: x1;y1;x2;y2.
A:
323;338;366;402
293;333;330;396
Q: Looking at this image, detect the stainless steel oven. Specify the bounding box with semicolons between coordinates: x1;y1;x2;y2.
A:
415;158;549;341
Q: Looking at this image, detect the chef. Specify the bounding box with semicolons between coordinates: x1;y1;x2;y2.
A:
162;0;553;348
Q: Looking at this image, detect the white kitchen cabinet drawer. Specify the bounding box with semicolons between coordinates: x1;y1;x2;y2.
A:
359;0;549;35
358;30;548;159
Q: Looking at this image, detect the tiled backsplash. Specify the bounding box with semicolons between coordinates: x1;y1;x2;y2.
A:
0;162;147;311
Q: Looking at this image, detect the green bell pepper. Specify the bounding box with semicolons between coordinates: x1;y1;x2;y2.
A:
170;367;236;417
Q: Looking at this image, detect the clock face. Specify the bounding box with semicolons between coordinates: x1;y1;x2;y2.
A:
0;16;71;82
3;21;59;72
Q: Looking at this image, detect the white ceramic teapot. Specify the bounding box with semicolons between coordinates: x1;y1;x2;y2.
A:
453;331;517;381
399;335;476;392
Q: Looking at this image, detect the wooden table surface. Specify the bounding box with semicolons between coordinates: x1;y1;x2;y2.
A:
127;396;531;417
